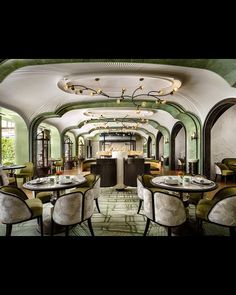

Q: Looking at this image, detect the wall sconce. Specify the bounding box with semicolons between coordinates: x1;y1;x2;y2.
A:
191;131;198;140
165;138;169;144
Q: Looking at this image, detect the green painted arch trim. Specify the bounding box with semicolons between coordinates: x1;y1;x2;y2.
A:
29;100;200;163
2;59;236;86
77;126;155;139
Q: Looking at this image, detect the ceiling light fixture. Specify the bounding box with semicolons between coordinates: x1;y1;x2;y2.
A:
61;77;181;112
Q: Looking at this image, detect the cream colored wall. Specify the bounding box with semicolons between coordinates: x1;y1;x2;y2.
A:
211;104;236;178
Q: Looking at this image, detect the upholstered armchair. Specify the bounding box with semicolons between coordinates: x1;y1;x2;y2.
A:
72;174;101;213
15;162;34;184
196;186;236;236
0;188;43;236
142;188;187;236
214;162;234;184
137;174;169;215
51;190;95;236
177;158;186;171
137;176;144;214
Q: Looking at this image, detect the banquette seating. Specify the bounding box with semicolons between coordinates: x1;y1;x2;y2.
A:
144;159;161;175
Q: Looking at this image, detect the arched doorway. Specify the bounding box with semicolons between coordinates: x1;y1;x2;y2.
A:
147;136;152;158
171;122;187;171
156;131;164;160
203;98;236;178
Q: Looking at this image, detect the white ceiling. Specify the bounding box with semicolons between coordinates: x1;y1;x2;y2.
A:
0;61;235;137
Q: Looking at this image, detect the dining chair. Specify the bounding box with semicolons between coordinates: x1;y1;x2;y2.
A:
72;174;101;213
0;188;43;236
15;162;34;184
196;186;236;236
51;190;95;236
143;188;187;236
214;162;234;184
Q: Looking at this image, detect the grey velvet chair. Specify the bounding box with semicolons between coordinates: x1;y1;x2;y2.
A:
0;188;43;236
143;188;187;236
51;190;95;236
196;186;236;236
137;175;144;214
72;174;101;213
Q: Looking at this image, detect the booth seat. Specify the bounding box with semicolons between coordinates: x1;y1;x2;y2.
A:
81;159;97;172
144;159;161;175
222;158;236;172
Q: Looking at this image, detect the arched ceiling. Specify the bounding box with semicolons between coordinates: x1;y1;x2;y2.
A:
0;59;236;138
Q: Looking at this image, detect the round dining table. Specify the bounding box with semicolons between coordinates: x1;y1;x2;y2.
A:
150;175;218;235
2;164;26;176
23;175;86;235
151;175;218;199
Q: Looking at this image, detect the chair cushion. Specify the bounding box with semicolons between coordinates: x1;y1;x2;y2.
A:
216;163;229;170
25;198;43;218
196;199;214;220
71;187;90;194
36;192;53;204
0;186;28;200
76;174;95;188
142;174;155;188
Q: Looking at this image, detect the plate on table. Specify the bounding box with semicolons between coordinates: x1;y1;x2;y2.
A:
193;178;213;185
29;179;45;185
60;181;72;185
164;178;179;185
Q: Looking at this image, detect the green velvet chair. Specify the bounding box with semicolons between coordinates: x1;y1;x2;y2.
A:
0;188;43;236
15;162;34;185
214;162;234;184
196;186;236;236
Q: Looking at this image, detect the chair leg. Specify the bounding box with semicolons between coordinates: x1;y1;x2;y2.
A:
137;199;143;214
65;226;69;237
95;198;101;213
38;216;44;237
167;227;172;237
87;218;94;236
144;218;150;236
6;224;12;236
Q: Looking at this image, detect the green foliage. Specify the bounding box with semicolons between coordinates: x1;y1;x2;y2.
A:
2;137;15;165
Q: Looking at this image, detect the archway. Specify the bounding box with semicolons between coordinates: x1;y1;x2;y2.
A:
203;98;236;178
156;131;164;160
147;136;152;158
171;122;187;171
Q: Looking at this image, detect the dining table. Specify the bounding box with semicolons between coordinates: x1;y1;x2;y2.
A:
23;175;86;235
150;175;218;235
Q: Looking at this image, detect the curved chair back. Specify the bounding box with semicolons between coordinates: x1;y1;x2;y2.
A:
137;176;144;200
0;169;10;186
208;195;236;226
143;188;186;235
52;190;95;236
196;186;236;235
0;191;31;224
0;187;44;236
92;175;101;201
53;191;86;226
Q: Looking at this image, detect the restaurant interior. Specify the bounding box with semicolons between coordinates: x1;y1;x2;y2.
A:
1;59;236;237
